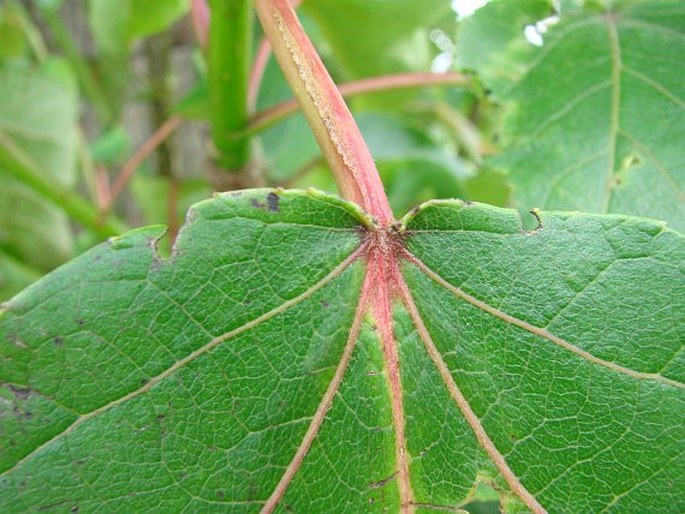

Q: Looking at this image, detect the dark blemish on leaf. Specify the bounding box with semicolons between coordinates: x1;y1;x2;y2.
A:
71;507;79;513
484;88;492;96
54;336;63;347
370;472;397;489
528;208;543;232
243;300;252;306
23;411;33;420
94;255;101;262
250;198;265;210
156;414;166;422
9;385;31;400
140;378;149;386
462;200;473;207
76;460;85;466
217;491;225;499
76;318;85;327
321;301;331;308
266;192;280;212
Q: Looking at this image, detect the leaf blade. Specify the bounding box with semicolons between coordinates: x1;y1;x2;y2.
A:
400;199;685;512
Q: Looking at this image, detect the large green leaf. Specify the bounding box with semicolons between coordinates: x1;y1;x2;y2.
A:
1;189;683;512
466;0;685;231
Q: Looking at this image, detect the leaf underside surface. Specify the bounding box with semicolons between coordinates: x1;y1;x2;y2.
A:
466;0;685;231
0;189;683;513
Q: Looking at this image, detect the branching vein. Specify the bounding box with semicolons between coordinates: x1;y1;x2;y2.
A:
402;250;684;390
0;242;368;479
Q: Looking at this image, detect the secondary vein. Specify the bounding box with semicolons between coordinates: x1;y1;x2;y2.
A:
259;243;369;513
602;14;622;213
403;250;684;390
395;270;547;514
0;241;368;480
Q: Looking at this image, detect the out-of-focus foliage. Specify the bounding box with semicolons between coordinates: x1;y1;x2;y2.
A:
0;0;682;309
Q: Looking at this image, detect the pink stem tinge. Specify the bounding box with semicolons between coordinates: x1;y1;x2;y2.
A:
253;0;393;224
248;0;303;113
107;116;183;209
250;71;468;133
190;0;210;49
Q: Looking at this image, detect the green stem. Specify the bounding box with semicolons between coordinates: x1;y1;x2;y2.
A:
208;0;253;171
144;31;175;178
42;8;113;126
11;0;49;61
0;131;127;238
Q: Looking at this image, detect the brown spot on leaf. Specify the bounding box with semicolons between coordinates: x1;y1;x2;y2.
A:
266;192;280;212
9;385;31;400
370;472;397;489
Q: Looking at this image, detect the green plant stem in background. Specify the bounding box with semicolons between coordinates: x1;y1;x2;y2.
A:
0;131;127;238
208;0;253;171
41;7;114;127
11;0;48;61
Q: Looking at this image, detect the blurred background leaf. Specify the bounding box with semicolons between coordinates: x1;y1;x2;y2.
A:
0;59;78;298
